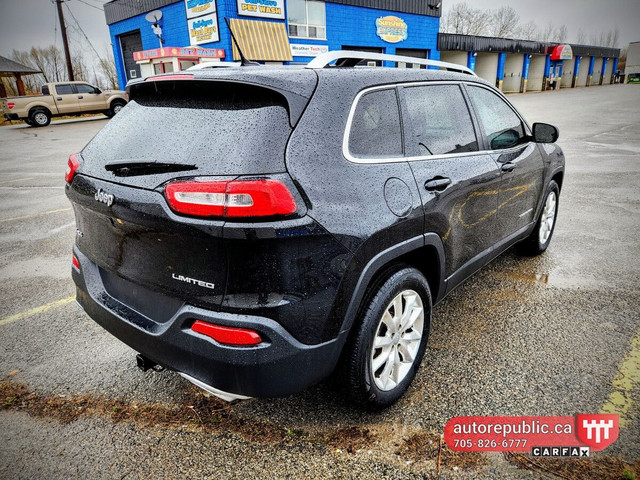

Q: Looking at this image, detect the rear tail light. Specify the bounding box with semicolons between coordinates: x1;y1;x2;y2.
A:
65;153;80;183
72;254;80;270
165;179;296;218
7;102;15;110
191;320;262;346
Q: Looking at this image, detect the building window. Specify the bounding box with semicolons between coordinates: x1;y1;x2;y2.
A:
287;0;326;39
153;62;174;74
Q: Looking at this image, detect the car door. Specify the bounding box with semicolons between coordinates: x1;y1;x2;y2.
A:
75;83;106;112
52;83;80;114
465;84;545;238
399;83;502;281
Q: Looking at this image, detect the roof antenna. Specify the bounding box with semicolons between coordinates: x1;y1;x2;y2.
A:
224;17;260;66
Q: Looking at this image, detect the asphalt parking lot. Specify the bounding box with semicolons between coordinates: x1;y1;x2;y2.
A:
0;85;638;479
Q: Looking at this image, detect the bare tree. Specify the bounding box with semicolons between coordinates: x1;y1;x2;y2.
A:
518;21;539;41
490;6;520;38
72;50;88;82
575;28;586;45
97;49;119;90
607;28;620;47
541;22;555;42
554;24;568;43
441;2;491;36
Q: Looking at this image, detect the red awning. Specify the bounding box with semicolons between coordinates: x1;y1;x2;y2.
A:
550;45;573;61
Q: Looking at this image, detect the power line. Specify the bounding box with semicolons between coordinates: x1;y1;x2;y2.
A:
64;2;103;59
75;0;104;11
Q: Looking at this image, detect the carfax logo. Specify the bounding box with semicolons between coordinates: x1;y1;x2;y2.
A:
531;446;590;457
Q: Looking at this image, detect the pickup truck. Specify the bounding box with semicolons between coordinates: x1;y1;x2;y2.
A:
1;81;128;127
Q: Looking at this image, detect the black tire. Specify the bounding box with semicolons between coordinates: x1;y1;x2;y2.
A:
517;180;559;256
104;110;114;119
109;100;126;117
24;119;33;126
340;266;432;408
28;109;51;127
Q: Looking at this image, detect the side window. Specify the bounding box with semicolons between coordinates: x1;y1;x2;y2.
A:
403;84;478;156
76;84;97;94
56;84;74;95
348;88;403;158
41;85;50;95
467;86;526;150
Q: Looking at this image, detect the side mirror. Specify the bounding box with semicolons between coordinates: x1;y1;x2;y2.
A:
532;123;559;143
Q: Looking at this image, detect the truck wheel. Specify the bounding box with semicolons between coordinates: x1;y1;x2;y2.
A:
29;109;51;127
24;119;33;126
341;267;432;408
109;100;126;117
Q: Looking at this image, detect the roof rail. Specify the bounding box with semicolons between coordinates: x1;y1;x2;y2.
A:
306;50;477;76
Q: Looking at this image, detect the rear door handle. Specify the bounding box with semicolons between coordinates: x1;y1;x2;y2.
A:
501;162;516;172
56;97;62;101
425;177;452;191
78;95;83;99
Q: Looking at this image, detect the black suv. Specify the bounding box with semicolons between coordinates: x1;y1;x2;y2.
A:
66;51;564;407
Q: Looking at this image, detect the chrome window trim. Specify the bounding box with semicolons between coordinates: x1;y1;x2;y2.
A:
342;80;533;164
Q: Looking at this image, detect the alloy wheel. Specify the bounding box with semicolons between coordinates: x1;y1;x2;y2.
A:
370;289;424;391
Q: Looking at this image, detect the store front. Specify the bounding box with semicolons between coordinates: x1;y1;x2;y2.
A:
104;0;442;88
133;46;225;78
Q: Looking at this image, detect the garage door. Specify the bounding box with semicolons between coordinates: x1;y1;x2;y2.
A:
475;53;498;85
602;59;612;84
576;57;590;87
527;55;546;91
503;53;524;93
561;59;574;88
119;31;142;82
439;51;468;68
592;57;603;84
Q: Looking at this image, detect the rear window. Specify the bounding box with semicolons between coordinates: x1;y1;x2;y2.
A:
56;84;74;94
81;81;292;177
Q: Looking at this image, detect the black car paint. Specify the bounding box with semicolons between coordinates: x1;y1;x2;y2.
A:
67;65;564;398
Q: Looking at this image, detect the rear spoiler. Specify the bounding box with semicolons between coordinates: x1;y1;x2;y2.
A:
127;72;316;128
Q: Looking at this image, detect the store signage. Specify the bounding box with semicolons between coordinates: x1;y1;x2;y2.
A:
236;0;284;20
133;47;225;61
188;13;220;45
376;16;408;44
185;0;216;19
550;44;573;61
290;44;329;57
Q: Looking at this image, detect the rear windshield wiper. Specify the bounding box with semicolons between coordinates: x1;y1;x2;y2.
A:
105;161;197;177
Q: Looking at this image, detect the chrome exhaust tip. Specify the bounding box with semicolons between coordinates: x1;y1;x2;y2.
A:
178;372;252;402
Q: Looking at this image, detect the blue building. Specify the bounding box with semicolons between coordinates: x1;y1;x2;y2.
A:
103;0;442;89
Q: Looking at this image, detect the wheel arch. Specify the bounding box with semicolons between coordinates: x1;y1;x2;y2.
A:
338;233;446;338
108;97;126;108
551;170;564;192
28;105;52;118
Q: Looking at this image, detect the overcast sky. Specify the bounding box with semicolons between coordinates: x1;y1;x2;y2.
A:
0;0;638;61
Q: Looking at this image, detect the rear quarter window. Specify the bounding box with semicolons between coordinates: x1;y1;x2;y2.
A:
348;88;403;159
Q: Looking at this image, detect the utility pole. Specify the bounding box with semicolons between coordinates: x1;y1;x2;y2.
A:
55;0;74;81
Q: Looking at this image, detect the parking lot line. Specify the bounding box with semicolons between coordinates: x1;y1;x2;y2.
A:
600;328;640;428
0;207;72;223
0;177;35;185
0;296;75;327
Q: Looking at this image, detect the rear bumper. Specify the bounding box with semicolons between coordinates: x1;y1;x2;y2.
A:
72;248;347;398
